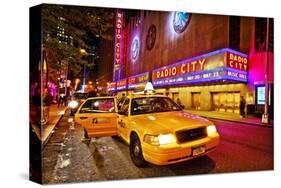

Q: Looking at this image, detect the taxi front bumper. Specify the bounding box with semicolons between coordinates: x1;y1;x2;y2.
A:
142;133;220;165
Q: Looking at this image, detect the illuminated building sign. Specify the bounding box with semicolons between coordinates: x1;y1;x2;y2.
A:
131;36;140;63
116;78;127;91
153;58;206;80
152;48;248;87
113;9;123;81
128;72;149;89
257;86;265;105
107;82;116;92
173;12;192;34
227;52;248;71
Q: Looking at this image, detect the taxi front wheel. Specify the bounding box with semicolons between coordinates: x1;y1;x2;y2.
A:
130;134;148;168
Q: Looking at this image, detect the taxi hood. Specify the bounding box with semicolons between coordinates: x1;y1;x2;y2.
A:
131;111;212;134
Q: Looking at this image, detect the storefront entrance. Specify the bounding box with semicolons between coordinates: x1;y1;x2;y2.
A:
192;92;201;110
212;92;240;113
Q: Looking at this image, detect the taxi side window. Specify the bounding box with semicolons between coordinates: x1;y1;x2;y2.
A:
119;98;130;115
117;97;126;110
79;98;115;113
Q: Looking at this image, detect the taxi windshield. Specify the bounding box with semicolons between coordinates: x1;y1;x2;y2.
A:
131;97;181;115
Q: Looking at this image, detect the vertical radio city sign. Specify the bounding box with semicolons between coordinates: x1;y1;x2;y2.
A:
152;48;248;86
113;9;123;81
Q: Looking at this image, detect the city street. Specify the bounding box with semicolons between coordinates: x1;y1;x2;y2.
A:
42;111;273;184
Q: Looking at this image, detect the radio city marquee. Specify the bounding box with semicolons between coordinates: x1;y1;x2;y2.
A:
227;51;248;71
113;9;123;81
128;72;149;89
152;48;248;86
107;82;116;92
116;78;127;91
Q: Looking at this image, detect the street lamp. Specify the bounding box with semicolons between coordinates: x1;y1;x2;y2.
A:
80;48;87;55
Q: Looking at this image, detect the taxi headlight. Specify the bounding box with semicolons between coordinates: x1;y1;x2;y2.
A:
158;134;176;145
143;135;159;146
207;125;217;135
144;134;176;146
68;100;79;109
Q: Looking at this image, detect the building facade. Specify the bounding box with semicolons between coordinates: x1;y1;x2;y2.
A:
109;10;273;117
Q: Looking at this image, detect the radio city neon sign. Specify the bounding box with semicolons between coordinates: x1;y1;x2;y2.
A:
152;48;248;85
227;52;248;71
128;73;149;85
107;82;116;91
155;59;206;79
113;9;123;81
115;10;122;67
117;78;127;90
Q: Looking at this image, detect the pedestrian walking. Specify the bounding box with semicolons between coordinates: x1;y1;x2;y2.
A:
57;93;65;108
240;96;246;118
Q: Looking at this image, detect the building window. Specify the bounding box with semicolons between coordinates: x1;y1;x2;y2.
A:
229;16;240;51
255;18;273;52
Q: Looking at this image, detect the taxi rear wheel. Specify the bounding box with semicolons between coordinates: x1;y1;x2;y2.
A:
130;134;148;167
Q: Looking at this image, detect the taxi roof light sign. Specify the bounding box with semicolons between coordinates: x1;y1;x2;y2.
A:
132;82;155;95
144;82;154;94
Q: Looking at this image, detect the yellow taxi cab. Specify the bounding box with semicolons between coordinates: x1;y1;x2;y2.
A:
74;92;220;167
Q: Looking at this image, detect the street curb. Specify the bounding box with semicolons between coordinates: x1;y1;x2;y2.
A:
43;114;64;147
200;116;273;128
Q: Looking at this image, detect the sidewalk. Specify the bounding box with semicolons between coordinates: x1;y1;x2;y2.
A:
30;104;67;145
184;109;273;127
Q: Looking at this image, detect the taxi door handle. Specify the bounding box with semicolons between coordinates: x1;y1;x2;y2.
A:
92;118;98;124
80;117;88;120
118;120;126;128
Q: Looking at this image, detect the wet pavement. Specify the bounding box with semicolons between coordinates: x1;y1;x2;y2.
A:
42;113;273;184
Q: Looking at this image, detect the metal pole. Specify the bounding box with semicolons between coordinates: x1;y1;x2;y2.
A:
83;64;86;92
262;18;270;124
64;61;68;96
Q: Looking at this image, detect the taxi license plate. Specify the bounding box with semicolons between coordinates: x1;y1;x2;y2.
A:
192;146;205;156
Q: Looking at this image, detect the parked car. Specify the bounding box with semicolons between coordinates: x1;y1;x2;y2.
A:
74;94;220;167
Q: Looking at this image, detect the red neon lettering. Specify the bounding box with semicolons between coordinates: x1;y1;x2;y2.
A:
164;69;169;77
229;60;233;68
156;72;160;79
198;59;206;70
181;64;186;74
191;61;197;71
172;67;177;76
